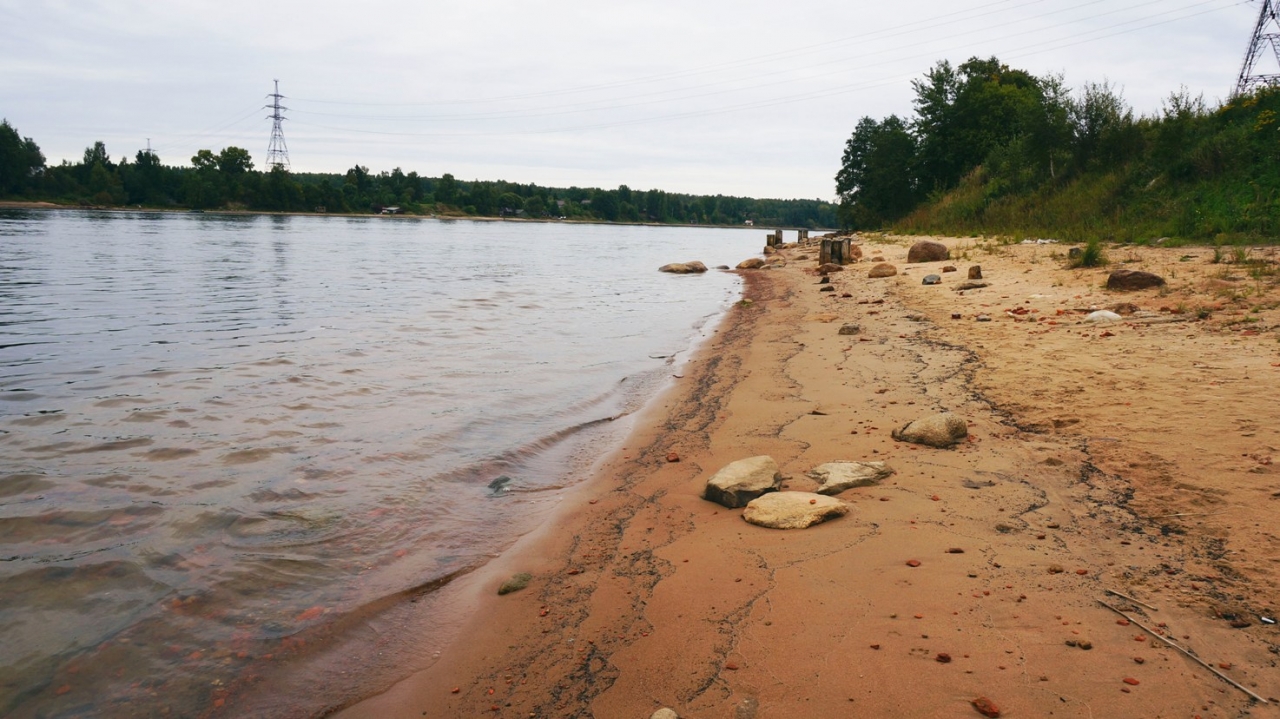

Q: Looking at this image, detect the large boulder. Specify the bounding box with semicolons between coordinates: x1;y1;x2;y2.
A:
659;261;708;274
1106;269;1165;291
907;240;950;263
891;412;969;448
703;456;782;508
807;461;894;495
737;257;766;270
868;263;898;278
742;492;849;529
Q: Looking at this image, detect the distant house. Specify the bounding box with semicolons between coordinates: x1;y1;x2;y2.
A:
380;206;401;215
744;219;754;226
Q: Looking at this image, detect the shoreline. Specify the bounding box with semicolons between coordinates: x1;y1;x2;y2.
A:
0;200;827;233
332;236;1280;718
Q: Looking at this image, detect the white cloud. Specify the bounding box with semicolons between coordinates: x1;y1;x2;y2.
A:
0;0;1260;198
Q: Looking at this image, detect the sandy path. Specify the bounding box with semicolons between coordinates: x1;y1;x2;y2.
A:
336;237;1280;719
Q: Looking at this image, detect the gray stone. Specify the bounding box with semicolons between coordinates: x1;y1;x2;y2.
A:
891;412;969;448
922;274;942;285
1106;269;1166;291
868;263;897;278
807;461;894;495
838;323;861;336
737;258;766;270
660;261;708;274
703;456;782;508
1068;247;1083;260
968;265;983;280
907;240;950;263
742;492;849;529
818;276;830;284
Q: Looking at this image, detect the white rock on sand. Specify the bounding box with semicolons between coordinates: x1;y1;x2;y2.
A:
807;461;894;495
703;456;782;508
742;492;849;529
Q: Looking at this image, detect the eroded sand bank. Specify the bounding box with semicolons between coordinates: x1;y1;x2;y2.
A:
338;236;1280;719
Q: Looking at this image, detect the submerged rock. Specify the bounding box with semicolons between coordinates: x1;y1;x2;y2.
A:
742;492;848;529
498;572;533;595
808;461;894;495
703;456;782;508
892;412;969;448
659;261;708;274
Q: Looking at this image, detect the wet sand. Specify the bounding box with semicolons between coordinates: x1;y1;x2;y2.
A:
337;236;1280;718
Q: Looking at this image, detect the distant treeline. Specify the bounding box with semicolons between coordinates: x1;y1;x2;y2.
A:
836;56;1280;242
0;123;836;228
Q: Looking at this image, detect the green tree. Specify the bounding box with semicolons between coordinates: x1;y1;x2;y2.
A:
523;195;546;217
436;173;458;205
590;189;619;221
835;115;919;229
497;192;524;215
0;120;45;195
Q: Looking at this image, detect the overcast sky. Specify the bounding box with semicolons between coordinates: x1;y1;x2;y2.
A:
0;0;1267;199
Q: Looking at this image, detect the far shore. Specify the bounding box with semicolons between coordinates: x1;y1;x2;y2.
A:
325;235;1280;718
0;200;830;234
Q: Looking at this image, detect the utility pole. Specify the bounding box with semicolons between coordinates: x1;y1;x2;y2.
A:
266;79;291;171
1236;0;1280;96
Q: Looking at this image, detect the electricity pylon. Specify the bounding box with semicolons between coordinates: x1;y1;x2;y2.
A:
266;79;291;171
1236;0;1280;96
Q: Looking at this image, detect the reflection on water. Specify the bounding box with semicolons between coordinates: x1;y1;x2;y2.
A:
0;210;753;717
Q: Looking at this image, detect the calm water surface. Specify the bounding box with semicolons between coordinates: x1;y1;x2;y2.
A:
0;210;757;717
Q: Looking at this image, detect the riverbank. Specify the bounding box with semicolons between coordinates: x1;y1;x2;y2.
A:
336;236;1280;718
0;200;824;233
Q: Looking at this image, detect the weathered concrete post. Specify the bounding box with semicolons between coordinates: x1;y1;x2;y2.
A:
798;229;809;243
820;238;852;265
765;231;779;248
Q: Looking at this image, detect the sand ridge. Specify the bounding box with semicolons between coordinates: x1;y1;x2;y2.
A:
338;237;1280;719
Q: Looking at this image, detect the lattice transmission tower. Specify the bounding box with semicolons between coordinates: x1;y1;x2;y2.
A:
266;79;291;171
1236;0;1280;96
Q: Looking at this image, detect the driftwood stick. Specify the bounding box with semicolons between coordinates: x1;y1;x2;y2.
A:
1097;600;1268;704
1104;588;1159;612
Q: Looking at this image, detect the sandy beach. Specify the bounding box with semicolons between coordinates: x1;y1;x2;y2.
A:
335;235;1280;719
